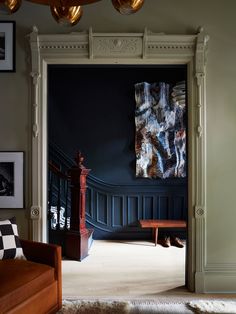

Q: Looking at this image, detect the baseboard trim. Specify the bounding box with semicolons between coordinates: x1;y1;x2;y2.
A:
196;271;236;293
204;271;236;293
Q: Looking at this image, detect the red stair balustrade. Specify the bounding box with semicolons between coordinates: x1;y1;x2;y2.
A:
65;152;93;261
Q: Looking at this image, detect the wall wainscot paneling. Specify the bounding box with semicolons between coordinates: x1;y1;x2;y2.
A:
86;179;187;239
49;142;187;240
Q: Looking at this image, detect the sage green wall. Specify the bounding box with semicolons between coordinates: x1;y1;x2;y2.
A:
0;0;235;266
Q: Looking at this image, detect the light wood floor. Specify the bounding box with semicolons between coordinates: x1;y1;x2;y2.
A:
62;240;187;299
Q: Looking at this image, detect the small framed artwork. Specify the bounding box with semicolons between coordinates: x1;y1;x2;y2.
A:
0;21;15;72
0;152;24;208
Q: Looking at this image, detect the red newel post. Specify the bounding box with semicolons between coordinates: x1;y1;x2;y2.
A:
65;152;92;261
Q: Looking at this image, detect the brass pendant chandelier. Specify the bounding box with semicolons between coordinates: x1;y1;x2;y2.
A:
0;0;144;26
112;0;144;15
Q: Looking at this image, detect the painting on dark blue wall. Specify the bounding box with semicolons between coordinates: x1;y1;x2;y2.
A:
135;81;186;179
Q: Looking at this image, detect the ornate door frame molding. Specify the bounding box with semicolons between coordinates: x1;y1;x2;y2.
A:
29;27;209;292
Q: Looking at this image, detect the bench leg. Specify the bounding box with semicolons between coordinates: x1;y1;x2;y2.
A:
154;228;158;246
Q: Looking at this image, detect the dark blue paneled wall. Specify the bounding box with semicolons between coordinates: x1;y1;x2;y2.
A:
48;65;187;240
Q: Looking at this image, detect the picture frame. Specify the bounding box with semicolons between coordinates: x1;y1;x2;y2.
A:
0;21;15;72
0;152;24;208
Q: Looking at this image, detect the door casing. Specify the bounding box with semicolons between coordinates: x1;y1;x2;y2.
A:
28;27;209;292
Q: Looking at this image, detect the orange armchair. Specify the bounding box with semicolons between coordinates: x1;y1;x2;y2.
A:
0;240;62;314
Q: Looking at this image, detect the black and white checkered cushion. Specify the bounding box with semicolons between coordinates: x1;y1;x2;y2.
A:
0;217;25;260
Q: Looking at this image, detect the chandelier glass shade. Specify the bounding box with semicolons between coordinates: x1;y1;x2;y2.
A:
0;0;21;13
0;0;144;26
112;0;144;15
50;5;83;26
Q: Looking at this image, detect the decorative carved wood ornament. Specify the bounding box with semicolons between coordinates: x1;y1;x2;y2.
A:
29;27;209;291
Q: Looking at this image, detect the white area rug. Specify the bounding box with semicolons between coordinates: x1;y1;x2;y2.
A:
58;300;191;313
58;299;236;314
187;300;236;313
129;300;192;313
58;300;129;314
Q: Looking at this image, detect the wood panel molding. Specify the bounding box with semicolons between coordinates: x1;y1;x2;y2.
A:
89;171;187;234
49;142;187;234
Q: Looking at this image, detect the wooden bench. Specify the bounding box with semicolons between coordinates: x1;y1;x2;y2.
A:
139;219;187;246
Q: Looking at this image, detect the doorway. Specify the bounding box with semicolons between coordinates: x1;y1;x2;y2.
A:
47;64;188;237
47;64;188;292
29;28;208;292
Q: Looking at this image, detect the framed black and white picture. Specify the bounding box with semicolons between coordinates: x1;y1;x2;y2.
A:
0;152;24;208
0;21;15;72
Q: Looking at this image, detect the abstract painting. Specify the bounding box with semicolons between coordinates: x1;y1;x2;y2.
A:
135;81;186;179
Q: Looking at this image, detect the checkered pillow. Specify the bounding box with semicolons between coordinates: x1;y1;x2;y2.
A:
0;217;26;260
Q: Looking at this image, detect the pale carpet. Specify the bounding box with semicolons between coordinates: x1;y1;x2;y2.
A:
58;299;192;313
58;299;236;313
62;240;186;298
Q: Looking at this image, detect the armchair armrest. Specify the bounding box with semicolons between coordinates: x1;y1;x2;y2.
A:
20;239;62;308
20;239;61;271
